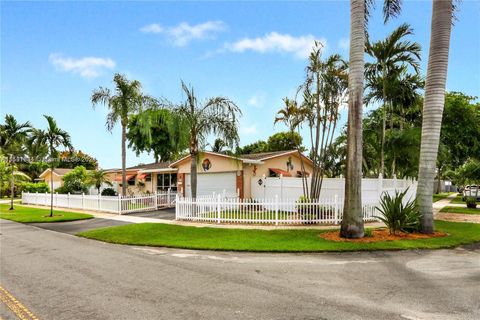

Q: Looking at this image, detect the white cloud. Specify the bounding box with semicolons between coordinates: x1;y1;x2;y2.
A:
49;54;115;78
247;93;266;108
224;32;326;59
338;37;349;51
240;124;258;134
140;23;163;33
140;21;227;46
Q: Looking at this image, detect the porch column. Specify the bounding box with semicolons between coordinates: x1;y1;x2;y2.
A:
177;173;186;197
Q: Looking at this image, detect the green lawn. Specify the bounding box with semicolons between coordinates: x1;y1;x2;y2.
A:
78;220;480;252
0;204;93;223
432;192;454;202
450;195;466;204
440;206;480;215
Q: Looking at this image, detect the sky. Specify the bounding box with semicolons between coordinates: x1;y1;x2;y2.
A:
2;0;479;169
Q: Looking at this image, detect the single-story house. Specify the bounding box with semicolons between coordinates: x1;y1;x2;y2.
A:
108;150;313;198
38;168;74;191
170;149;313;198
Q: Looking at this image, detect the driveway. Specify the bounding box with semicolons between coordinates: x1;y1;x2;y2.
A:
29;218;131;234
126;207;175;220
1;219;479;320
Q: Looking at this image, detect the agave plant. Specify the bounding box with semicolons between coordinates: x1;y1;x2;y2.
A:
375;188;420;235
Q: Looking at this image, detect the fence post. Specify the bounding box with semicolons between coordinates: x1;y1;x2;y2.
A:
98;193;101;211
118;194;122;214
167;188;171;206
334;194;338;224
393;174;397;191
275;194;279;226
175;193;179;220
154;190;158;209
82;193;85;209
217;194;221;224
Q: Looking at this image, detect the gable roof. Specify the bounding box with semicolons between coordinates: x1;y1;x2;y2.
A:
39;168;73;178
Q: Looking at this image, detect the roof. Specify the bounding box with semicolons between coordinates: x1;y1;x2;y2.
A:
169;149;312;168
240;150;299;161
126;162;172;170
39;168;73;178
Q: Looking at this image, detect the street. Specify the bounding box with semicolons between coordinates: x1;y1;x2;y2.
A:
1;219;479;320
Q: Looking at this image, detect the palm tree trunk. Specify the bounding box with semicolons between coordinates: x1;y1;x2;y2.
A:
50;164;54;217
9;161;14;211
341;0;364;238
121;124;127;196
417;0;452;234
190;153;197;199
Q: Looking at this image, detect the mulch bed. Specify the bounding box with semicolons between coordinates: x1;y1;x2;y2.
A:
320;228;447;243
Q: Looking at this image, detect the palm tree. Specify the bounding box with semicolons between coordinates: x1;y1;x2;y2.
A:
0;115;31;210
341;0;366;238
417;0;453;234
91;73;154;196
39;116;73;217
365;23;421;177
341;0;403;238
87;169;113;194
174;81;241;198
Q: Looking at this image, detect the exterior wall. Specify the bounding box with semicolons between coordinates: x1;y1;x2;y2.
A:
243;153;313;198
175;153;243;174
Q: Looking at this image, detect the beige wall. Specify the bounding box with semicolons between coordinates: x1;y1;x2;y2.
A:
41;171;63;191
176;153;243;174
243;153;313;198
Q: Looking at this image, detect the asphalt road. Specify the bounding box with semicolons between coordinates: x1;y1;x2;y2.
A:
1;220;479;320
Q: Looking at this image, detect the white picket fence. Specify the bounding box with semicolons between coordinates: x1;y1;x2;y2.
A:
22;190;176;214
176;194;378;225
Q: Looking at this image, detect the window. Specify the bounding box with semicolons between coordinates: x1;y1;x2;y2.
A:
145;174;151;182
157;173;177;191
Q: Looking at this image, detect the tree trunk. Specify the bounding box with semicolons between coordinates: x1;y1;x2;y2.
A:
190;153;197;199
9;161;14;211
380;106;386;178
417;0;452;234
121;124;127;196
341;0;364;238
50;164;54;217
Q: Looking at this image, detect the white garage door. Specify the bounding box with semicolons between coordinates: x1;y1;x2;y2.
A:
185;172;237;198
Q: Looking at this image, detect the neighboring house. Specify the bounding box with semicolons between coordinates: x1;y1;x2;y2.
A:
38;168;113;195
38;168;73;191
108;150;313;198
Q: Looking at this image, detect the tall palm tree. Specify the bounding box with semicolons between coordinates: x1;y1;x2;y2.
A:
341;0;404;238
341;0;366;238
417;0;453;234
87;169;113;194
91;73;153;196
32;116;73;217
174;81;241;198
0;115;31;210
365;23;421;177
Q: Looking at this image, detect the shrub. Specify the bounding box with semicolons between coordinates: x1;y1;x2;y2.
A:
101;188;116;196
22;182;50;193
466;196;477;209
61;166;88;194
364;228;373;237
375;189;420;235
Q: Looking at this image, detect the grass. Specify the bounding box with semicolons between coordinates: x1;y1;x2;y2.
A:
0;204;93;223
440;206;480;215
450;195;466;204
78;220;480;252
433;192;454;202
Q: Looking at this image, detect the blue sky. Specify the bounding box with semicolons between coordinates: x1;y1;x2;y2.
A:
2;1;479;169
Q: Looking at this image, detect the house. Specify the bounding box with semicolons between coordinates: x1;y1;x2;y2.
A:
170;150;313;198
108;150;313;198
38;168;73;191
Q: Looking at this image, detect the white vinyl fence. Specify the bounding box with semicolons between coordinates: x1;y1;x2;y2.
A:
176;177;417;225
176;195;378;225
22;190;176;214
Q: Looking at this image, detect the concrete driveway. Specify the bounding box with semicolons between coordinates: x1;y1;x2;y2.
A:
126;207;175;220
1;219;479;320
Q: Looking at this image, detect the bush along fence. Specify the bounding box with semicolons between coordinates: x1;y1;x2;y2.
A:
175;194;379;225
21;190;176;214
